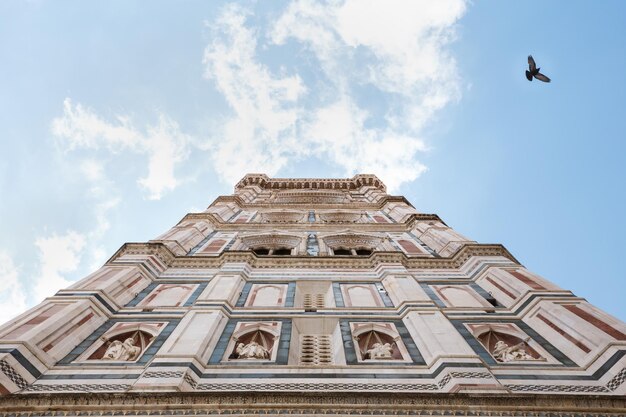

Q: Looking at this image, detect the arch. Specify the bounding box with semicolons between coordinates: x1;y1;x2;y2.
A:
436;286;489;308
246;284;287;307
322;232;383;255
252;247;270;255
88;329;154;361
240;233;302;255
333;248;352;256
229;322;281;361
475;328;541;362
355;330;402;360
319;212;362;223
230;329;277;360
349;322;408;362
343;284;383;307
138;284;196;307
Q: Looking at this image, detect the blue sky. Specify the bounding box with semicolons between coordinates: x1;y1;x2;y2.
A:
0;0;625;322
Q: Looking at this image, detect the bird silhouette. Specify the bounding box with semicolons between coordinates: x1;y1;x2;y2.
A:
526;55;551;82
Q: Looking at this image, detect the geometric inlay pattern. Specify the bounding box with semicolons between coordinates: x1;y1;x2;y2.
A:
0;360;27;390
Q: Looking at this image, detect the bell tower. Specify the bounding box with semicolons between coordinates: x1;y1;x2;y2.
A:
0;174;624;415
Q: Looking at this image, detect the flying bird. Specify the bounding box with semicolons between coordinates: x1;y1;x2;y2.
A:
526;55;551;82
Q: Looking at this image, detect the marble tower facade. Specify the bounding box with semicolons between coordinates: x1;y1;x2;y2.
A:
0;174;624;415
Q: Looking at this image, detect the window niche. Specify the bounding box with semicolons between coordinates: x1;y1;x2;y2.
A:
332;247;373;256
467;323;545;364
79;322;165;362
225;322;281;362
240;233;302;256
252;247;294;256
322;233;382;256
350;322;410;362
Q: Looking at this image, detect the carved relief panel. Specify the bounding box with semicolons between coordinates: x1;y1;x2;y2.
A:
350;322;411;363
78;322;166;362
465;323;551;364
225;322;282;362
258;211;306;223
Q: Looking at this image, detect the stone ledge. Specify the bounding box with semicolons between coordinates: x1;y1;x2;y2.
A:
0;392;625;415
107;243;520;270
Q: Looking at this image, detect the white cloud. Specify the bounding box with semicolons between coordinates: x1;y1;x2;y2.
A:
0;251;28;324
52;99;191;200
302;96;428;190
33;231;85;302
203;0;466;191
203;4;306;184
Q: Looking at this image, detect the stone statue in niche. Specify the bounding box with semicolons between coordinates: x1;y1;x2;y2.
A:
492;338;535;362
236;341;270;359
365;342;394;359
102;338;142;361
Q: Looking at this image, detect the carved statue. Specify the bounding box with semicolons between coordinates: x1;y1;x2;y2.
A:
491;338;535;362
102;337;142;361
365;342;394;359
236;341;270;359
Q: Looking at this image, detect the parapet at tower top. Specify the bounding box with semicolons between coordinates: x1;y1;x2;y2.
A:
235;174;387;193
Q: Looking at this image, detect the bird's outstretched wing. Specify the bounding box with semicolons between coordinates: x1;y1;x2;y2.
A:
528;55;536;71
535;72;551;82
525;70;533;81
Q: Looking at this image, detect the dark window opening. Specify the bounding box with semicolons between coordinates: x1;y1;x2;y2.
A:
355;248;372;256
273;248;292;256
253;248;270;256
333;248;352;256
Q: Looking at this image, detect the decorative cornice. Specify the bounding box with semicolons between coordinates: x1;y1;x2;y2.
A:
206;194;417;210
235;173;387;192
0;392;624;415
179;212;444;230
107;243;520;270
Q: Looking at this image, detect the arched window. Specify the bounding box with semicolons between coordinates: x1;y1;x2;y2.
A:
273;247;292;256
241;234;301;256
322;233;382;256
252;247;292;256
333;248;352;256
253;247;270;256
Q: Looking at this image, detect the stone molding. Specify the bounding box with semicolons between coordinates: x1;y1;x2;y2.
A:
235;173;387;192
183;212;442;232
107;243;520;270
206;194;418;211
0;392;624;416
